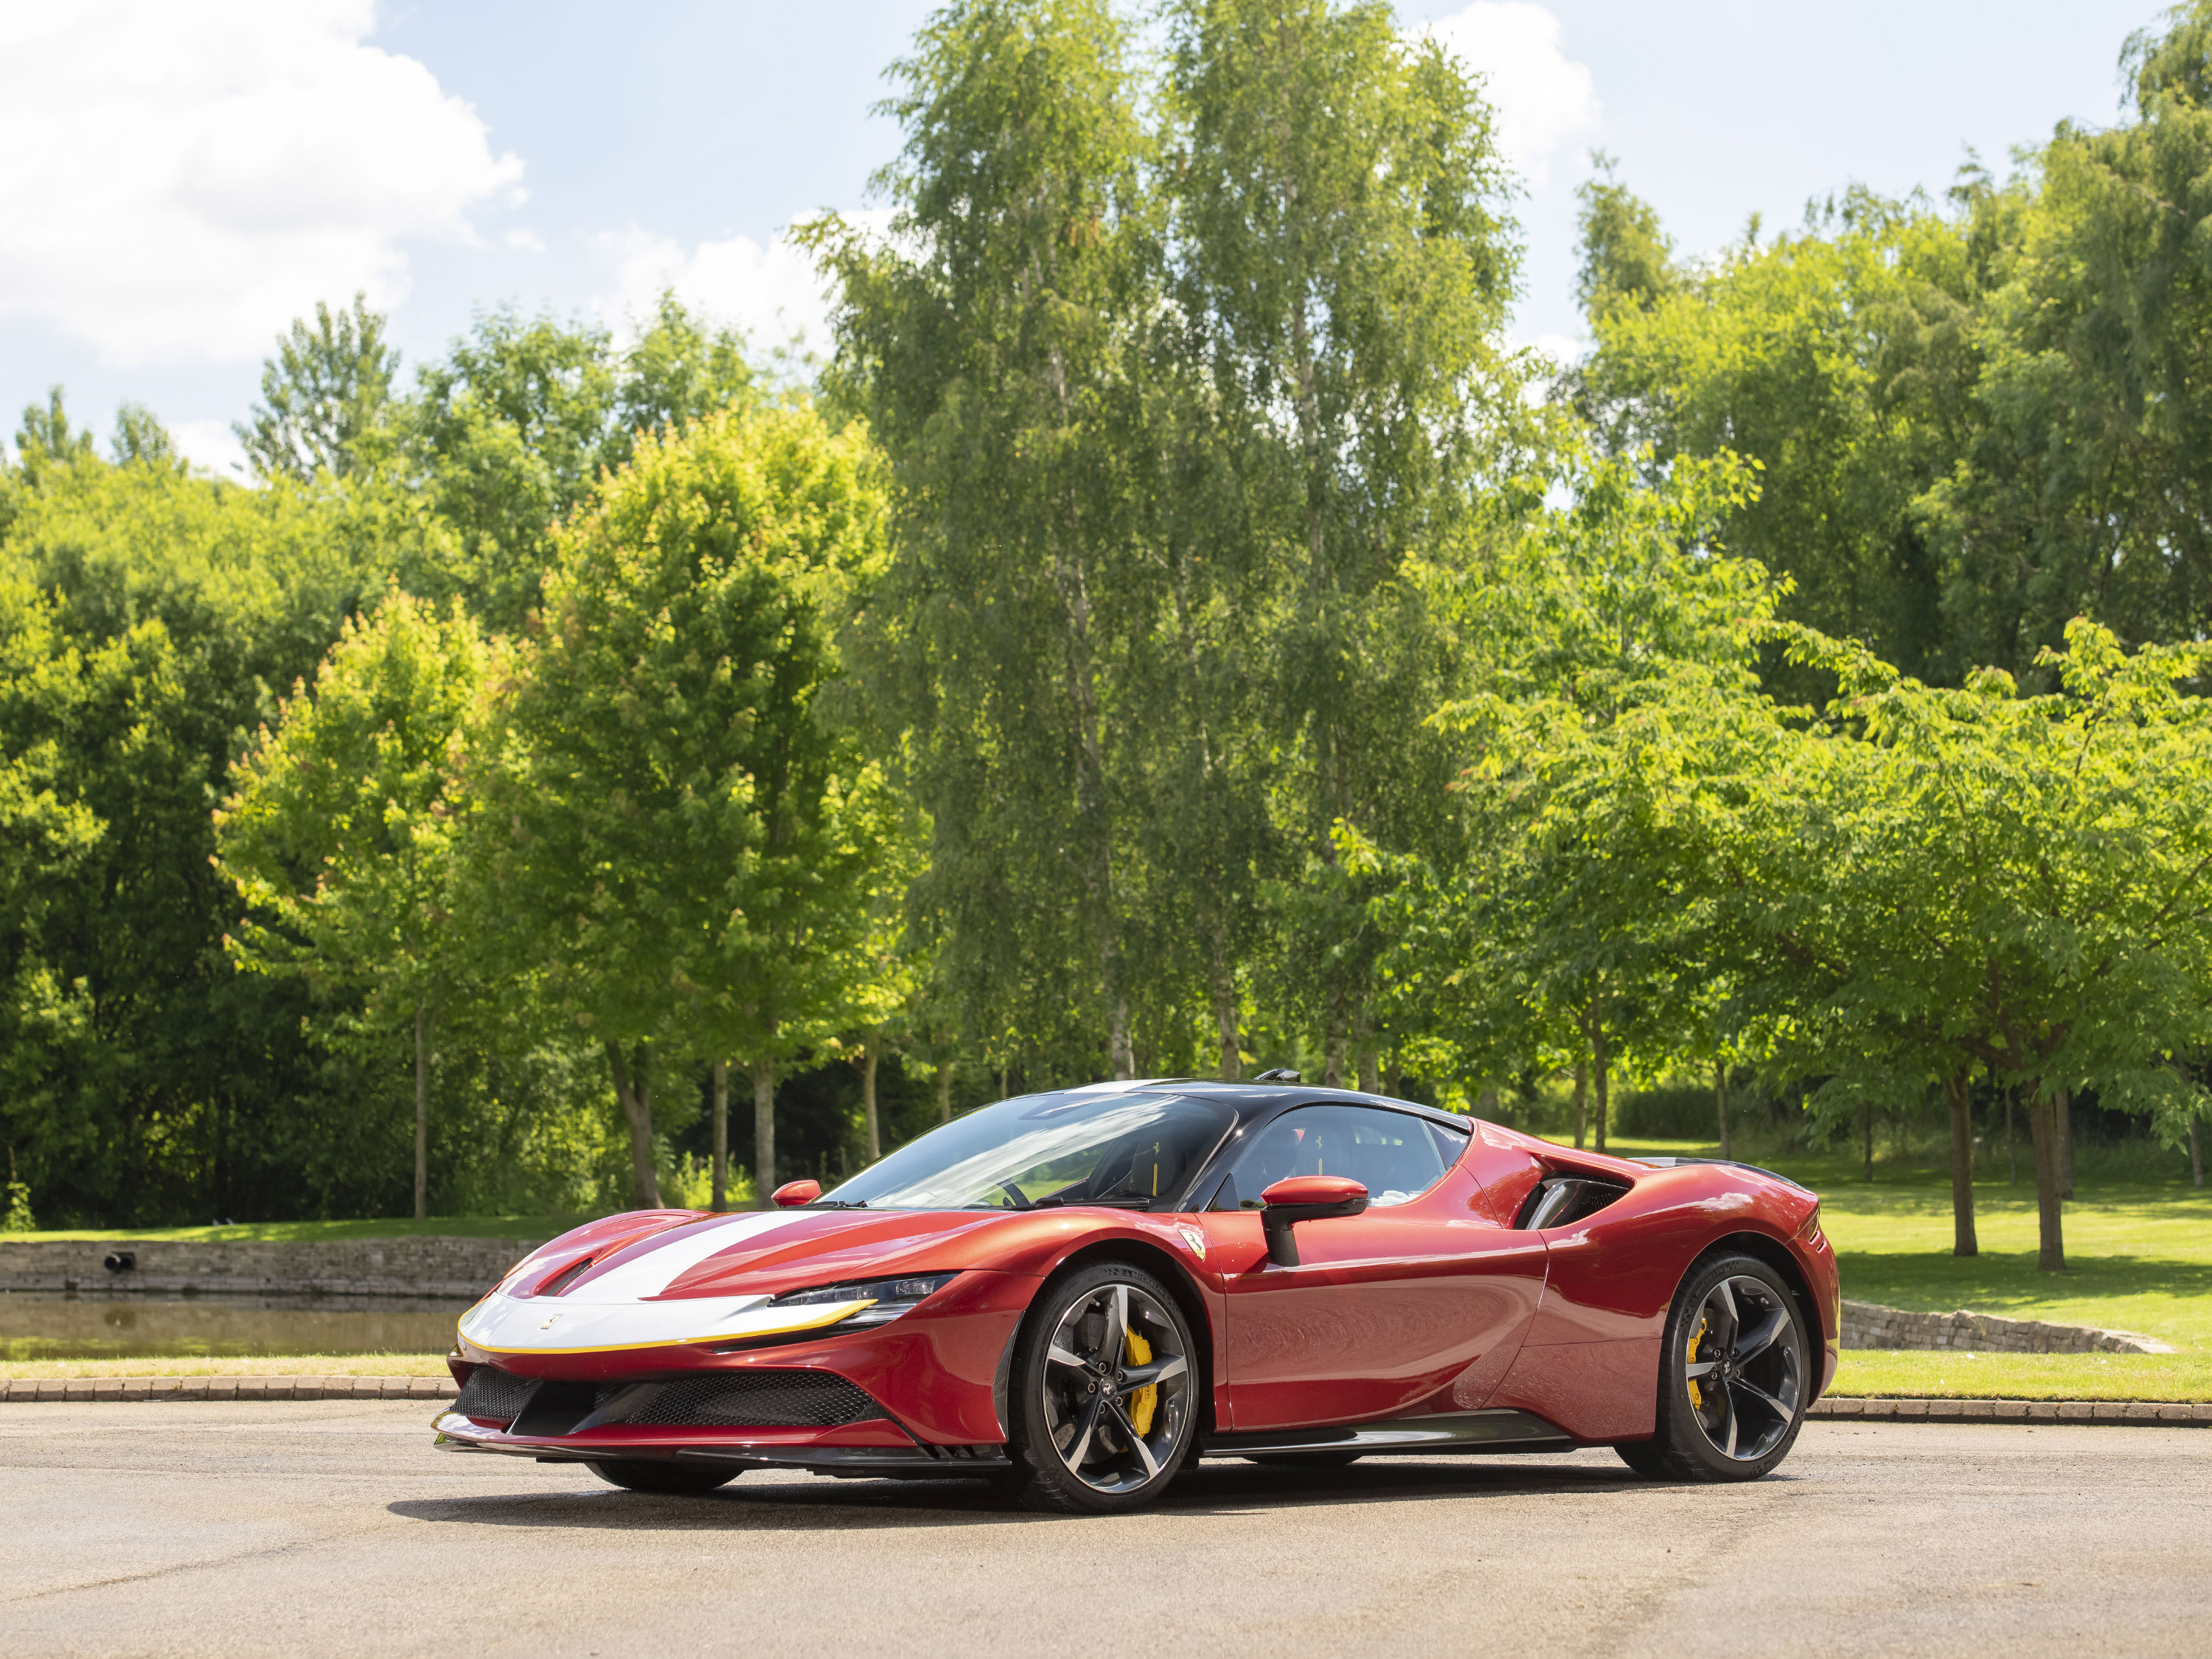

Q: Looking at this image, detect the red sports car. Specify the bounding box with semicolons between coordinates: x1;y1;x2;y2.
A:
437;1080;1838;1512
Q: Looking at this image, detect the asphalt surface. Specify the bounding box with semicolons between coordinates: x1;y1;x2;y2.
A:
2;1402;2207;1658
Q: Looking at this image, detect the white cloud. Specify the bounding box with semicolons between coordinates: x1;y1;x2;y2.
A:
1425;2;1601;184
0;0;523;365
598;210;894;358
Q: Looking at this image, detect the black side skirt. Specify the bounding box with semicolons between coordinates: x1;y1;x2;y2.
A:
1200;1408;1572;1458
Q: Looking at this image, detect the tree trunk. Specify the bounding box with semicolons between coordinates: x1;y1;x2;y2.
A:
750;1057;776;1208
605;1041;661;1209
1592;1026;1610;1154
1943;1071;1978;1258
2055;1087;2073;1200
413;1003;428;1223
1359;1053;1381;1095
1571;1056;1587;1150
1208;948;1241;1081
1383;1051;1403;1100
862;1028;882;1164
1863;1102;1874;1183
2005;1087;2017;1184
2028;1085;2066;1272
710;1060;728;1212
1715;1060;1731;1161
2189;1112;2204;1189
937;1059;953;1126
1322;983;1346;1088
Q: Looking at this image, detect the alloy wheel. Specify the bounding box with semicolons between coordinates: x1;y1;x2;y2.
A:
1682;1273;1804;1461
1039;1280;1192;1493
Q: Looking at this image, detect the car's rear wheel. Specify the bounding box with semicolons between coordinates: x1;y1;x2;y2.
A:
1003;1262;1198;1514
586;1458;740;1495
1618;1253;1809;1482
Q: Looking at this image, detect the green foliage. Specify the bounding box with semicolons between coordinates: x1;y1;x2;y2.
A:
237;294;400;483
477;403;893;1202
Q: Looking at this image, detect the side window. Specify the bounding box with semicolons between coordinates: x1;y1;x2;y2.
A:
1215;1105;1450;1209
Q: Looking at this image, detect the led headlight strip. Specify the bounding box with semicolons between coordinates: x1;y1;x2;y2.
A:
769;1273;959;1329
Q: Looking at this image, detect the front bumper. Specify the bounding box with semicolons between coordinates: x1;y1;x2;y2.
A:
441;1269;1034;1464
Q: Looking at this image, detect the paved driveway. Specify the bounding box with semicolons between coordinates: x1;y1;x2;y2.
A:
2;1402;2205;1657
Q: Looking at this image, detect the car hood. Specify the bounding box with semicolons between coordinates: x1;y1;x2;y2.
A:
459;1206;1051;1360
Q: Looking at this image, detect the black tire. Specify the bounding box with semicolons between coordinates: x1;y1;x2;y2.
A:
1001;1261;1200;1514
1636;1253;1810;1483
1242;1452;1362;1468
1613;1439;1671;1478
586;1458;740;1495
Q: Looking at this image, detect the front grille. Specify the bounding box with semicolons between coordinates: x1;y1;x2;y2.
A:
453;1366;535;1422
622;1370;882;1427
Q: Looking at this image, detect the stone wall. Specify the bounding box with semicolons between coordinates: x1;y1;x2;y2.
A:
0;1237;546;1300
1840;1298;2173;1355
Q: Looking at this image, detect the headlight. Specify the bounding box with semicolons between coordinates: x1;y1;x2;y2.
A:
769;1273;959;1328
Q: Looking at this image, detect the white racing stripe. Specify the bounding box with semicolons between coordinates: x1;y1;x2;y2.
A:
576;1210;806;1302
459;1211;832;1355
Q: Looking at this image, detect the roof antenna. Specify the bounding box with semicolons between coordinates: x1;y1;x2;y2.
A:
1252;1068;1301;1083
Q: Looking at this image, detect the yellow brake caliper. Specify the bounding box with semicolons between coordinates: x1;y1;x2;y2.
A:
1124;1326;1158;1436
1687;1317;1708;1411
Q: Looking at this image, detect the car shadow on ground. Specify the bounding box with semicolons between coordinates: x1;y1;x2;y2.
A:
386;1451;1731;1533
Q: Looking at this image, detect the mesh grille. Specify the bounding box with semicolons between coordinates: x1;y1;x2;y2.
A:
454;1366;535;1422
622;1370;882;1427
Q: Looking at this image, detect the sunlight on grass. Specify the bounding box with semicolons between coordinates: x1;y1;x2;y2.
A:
1831;1349;2212;1401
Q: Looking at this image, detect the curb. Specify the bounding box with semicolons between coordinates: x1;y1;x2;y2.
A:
1809;1397;2212;1425
0;1376;459;1403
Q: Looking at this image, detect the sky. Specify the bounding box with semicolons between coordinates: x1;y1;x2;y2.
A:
0;0;2165;479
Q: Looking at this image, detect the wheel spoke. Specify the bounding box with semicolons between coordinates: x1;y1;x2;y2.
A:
1098;1284;1130;1365
1731;1376;1795;1425
1122;1353;1187;1388
1108;1399;1160;1478
1684;1359;1719;1379
1711;1279;1742;1349
1048;1343;1090;1372
1715;1371;1739;1457
1064;1391;1105;1471
1732;1307;1789;1365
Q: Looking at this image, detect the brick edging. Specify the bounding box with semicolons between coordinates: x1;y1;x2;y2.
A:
1809;1397;2212;1425
0;1376;459;1403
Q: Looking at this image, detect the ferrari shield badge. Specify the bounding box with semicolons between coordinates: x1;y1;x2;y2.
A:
1175;1223;1207;1259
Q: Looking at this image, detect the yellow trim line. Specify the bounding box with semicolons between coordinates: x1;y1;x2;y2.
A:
456;1298;875;1357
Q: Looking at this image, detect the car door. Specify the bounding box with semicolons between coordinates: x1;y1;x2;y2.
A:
1195;1105;1550;1431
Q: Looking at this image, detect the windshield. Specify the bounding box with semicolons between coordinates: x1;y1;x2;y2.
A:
818;1089;1235;1212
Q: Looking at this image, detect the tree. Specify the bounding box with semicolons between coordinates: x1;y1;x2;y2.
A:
811;0;1160;1082
218;590;495;1221
477;403;892;1208
1724;619;2212;1270
1164;0;1523;1080
237;295;401;483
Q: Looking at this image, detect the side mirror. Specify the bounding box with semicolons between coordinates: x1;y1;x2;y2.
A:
1258;1175;1368;1267
771;1180;822;1209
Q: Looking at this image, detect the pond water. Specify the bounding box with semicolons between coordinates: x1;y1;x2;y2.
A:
0;1291;467;1361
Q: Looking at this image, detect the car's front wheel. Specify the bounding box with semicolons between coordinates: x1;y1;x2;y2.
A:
1002;1262;1199;1514
586;1458;740;1495
1616;1253;1809;1482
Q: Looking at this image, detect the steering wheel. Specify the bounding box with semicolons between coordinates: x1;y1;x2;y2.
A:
995;1180;1034;1211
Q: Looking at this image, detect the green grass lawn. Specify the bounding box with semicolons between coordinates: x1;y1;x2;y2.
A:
4;1214;588;1245
1548;1131;2212;1399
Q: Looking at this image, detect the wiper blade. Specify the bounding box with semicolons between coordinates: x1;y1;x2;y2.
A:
807;1199;868;1209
